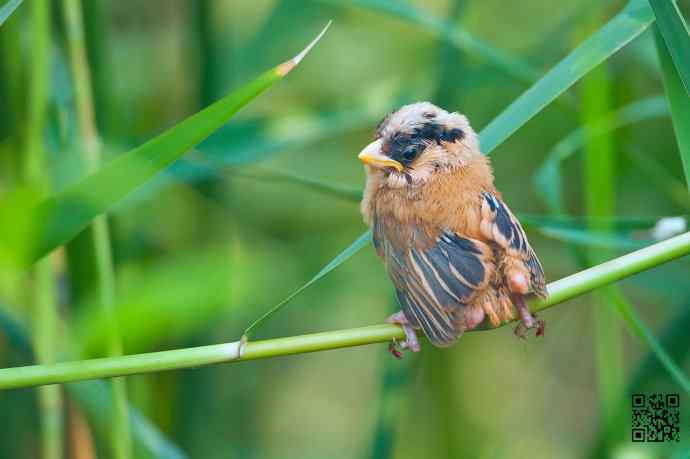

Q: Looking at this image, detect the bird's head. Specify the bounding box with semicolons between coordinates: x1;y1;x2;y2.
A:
358;102;480;188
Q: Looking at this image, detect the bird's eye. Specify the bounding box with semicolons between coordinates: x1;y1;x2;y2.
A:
401;145;420;164
423;112;435;119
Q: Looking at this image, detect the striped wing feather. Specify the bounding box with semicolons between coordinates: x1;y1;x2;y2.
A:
481;192;547;297
374;219;492;346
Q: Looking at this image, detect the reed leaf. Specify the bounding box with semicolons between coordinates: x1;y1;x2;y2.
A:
0;22;331;268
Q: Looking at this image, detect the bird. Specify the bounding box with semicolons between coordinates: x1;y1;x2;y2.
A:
358;102;547;357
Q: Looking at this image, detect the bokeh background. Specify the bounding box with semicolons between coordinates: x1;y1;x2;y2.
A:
1;0;689;458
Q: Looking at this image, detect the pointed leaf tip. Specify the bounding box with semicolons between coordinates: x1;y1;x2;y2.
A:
277;20;332;76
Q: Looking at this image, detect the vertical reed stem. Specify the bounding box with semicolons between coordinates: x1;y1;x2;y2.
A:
61;0;131;457
580;11;624;451
26;0;63;458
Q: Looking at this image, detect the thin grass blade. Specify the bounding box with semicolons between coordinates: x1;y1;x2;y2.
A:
655;26;690;189
650;0;690;95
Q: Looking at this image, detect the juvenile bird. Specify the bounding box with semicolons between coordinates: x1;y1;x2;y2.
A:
359;102;547;356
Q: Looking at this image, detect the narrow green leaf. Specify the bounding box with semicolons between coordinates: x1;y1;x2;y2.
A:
0;0;22;27
0;22;331;268
655;26;690;189
243;230;372;338
650;0;690;95
480;0;655;154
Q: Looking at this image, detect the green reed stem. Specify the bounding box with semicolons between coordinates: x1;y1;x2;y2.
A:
25;0;63;457
580;18;625;450
61;0;131;457
0;232;689;390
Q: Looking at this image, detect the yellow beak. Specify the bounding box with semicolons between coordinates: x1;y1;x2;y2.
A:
358;139;403;172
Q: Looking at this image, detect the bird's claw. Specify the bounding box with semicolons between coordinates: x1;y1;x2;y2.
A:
386;311;421;358
535;319;546;337
388;341;403;359
513;314;545;339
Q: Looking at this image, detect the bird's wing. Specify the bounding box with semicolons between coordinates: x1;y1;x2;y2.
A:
374;218;492;347
480;192;547;297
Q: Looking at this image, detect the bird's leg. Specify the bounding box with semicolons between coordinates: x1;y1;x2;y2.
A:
386;311;421;356
507;270;545;338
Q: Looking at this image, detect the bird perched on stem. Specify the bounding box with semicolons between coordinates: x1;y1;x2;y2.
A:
358;102;547;357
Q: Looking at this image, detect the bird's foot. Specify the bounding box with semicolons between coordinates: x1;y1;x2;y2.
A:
386;311;421;357
511;294;545;339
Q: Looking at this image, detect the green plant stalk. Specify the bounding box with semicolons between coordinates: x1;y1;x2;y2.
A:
32;260;62;459
61;0;130;457
193;0;216;106
25;0;63;457
81;0;116;138
580;30;625;448
655;26;690;191
1;231;689;390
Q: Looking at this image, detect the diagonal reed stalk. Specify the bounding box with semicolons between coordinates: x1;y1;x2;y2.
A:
60;0;131;457
0;231;689;390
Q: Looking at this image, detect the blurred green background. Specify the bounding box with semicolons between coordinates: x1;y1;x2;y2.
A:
1;0;689;458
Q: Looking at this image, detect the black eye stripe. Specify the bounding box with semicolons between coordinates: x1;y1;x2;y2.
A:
384;122;464;166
